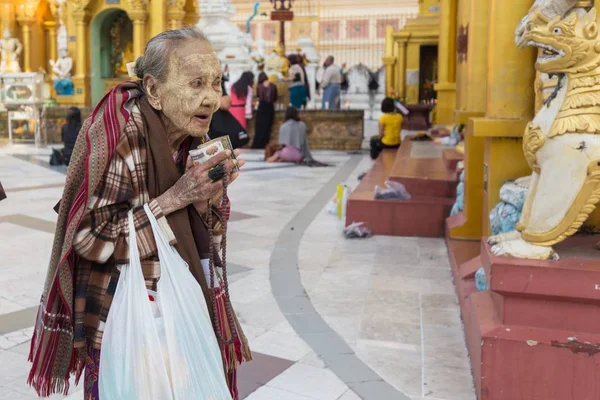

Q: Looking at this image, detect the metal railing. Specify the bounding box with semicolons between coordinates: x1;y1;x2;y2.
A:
232;4;416;70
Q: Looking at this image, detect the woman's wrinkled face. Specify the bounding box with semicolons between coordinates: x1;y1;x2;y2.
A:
153;40;222;137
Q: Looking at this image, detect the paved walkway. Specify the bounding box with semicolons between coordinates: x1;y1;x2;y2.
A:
0;144;475;400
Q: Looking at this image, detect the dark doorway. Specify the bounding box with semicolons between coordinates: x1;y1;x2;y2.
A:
419;45;438;103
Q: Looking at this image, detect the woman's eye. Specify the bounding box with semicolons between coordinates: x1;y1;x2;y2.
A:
192;79;203;88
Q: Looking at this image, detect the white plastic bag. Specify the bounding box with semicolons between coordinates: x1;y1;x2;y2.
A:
99;206;231;400
374;181;411;201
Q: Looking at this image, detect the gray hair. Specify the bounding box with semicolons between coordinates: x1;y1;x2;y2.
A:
134;26;210;82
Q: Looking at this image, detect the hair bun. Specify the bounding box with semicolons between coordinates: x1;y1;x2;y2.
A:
134;55;144;79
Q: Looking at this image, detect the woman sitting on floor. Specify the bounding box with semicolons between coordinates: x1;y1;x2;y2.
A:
266;107;316;164
370;97;403;160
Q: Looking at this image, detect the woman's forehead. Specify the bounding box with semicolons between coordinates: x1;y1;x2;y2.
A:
170;53;221;78
170;40;221;75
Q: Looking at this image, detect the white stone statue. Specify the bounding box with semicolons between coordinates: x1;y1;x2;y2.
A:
298;37;320;108
297;37;320;65
490;4;600;260
264;49;285;80
197;0;246;53
377;66;386;95
250;39;267;75
347;64;370;94
197;0;251;91
0;29;23;74
49;48;73;81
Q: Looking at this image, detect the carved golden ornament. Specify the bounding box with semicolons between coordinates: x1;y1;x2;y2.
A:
49;0;57;18
168;0;186;10
576;1;594;7
16;0;40;22
523;8;600;140
523;123;544;174
167;9;186;23
70;0;91;13
127;0;148;11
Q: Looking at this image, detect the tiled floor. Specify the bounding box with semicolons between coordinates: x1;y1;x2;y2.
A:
0;142;475;400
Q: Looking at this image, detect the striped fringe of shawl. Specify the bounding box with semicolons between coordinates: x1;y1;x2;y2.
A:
27;82;142;397
214;286;252;400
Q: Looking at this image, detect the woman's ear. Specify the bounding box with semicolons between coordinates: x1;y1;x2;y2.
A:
144;74;162;111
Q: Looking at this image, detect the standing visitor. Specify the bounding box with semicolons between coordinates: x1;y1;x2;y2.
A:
61;106;82;165
370;97;403;159
229;71;255;130
321;55;342;110
27;27;251;400
208;76;250;149
252;72;278;149
288;54;310;109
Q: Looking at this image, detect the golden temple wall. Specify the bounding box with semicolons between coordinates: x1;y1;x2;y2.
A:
1;0;195;106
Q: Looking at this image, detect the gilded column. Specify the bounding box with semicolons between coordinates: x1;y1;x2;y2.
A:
168;9;186;30
449;0;490;240
396;40;407;100
73;10;89;78
465;0;490;114
44;21;58;72
434;0;458;124
18;18;34;72
405;42;421;104
129;9;148;58
477;0;536;235
454;0;470;113
383;26;396;96
485;1;535;119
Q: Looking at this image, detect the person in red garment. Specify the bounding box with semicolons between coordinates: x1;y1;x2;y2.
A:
228;71;255;130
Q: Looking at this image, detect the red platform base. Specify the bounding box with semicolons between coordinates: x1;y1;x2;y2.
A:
451;236;600;400
345;142;457;237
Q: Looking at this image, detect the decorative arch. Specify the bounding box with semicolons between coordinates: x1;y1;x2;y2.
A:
90;7;131;105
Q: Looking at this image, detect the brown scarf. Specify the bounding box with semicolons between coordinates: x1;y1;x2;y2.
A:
140;98;212;303
139;98;251;399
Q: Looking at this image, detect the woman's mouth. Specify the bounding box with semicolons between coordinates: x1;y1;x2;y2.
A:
195;113;211;125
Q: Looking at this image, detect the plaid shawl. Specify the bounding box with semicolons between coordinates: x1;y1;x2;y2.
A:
28;82;143;396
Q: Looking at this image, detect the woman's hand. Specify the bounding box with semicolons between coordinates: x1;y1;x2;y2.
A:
156;150;237;216
191;149;245;214
228;149;245;184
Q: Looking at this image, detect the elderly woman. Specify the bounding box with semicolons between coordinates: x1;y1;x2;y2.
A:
28;27;250;400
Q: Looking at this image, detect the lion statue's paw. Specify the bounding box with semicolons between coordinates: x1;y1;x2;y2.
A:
488;231;522;246
491;238;559;261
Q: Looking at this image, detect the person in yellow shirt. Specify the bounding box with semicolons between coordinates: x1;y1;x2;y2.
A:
370;97;403;159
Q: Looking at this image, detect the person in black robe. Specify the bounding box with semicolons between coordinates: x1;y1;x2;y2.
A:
251;72;278;149
61;107;82;165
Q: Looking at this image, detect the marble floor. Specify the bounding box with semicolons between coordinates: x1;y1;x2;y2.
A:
0;143;475;400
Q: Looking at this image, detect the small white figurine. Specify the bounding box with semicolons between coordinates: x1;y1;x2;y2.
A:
0;29;23;74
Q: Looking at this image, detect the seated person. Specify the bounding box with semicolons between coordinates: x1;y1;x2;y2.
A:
370;97;403;160
266;107;315;163
62;107;82;165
